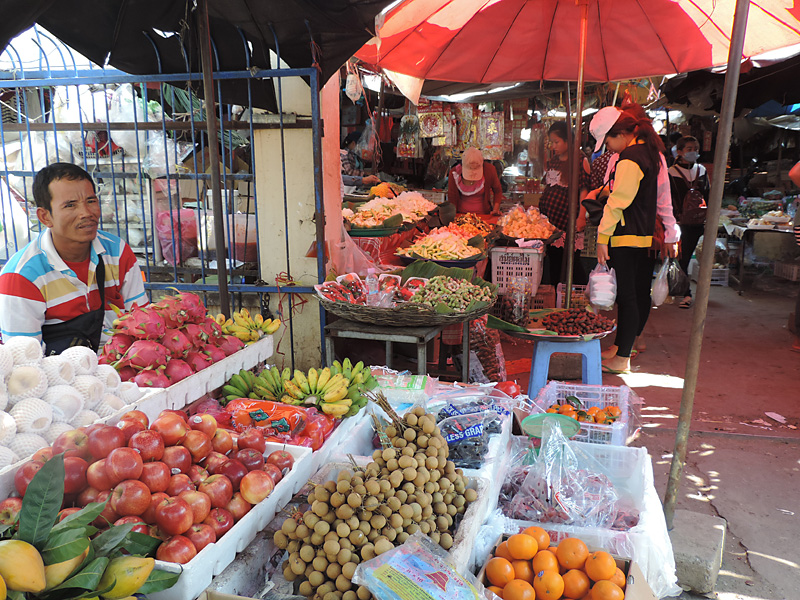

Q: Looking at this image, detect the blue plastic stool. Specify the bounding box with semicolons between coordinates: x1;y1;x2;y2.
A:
527;339;603;398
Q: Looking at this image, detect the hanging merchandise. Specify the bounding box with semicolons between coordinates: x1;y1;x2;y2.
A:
454;103;478;153
418;98;445;137
433;104;458;147
480;111;504;160
503;101;513;154
528;122;547;179
397;114;421;159
345;63;363;103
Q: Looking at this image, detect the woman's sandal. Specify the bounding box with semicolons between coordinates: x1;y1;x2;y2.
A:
679;297;693;309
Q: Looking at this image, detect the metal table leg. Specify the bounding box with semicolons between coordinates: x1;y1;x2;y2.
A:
461;320;469;383
417;342;426;376
325;336;334;367
385;341;392;370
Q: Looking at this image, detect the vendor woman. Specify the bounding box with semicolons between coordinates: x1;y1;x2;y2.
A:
0;163;146;355
447;147;504;215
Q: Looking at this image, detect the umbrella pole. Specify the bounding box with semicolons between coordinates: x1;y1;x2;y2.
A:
565;0;589;308
197;0;231;317
372;79;385;176
663;0;751;529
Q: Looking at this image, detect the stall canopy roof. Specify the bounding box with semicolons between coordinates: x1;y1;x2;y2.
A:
0;0;393;111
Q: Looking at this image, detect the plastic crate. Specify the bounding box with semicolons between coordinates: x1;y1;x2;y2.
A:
581;225;598;259
532;381;639;446
532;284;556;310
689;259;729;286
491;247;544;295
774;261;800;282
556;283;589;309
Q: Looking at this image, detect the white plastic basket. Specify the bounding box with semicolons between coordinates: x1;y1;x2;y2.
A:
689;259;729;286
774;261;800;282
490;247;544;295
532;381;638;446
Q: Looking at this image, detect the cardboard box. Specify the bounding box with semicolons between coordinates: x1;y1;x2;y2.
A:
477;535;657;600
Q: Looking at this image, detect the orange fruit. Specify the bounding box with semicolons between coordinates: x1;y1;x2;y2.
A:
522;526;550;552
503;579;535;600
487;586;505;598
606;406;622;418
507;534;538;560
590;580;624;600
586;406;600;416
512;560;535;583
594;410;609;423
533;570;564;600
546;407;559;414
562;569;591;599
558;404;574;415
584;551;616;582
496;541;514;561
531;549;560;573
486;557;516;587
556;538;589;570
609;568;626;590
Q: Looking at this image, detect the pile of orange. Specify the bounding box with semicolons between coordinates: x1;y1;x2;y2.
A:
545;403;622;425
483;528;626;600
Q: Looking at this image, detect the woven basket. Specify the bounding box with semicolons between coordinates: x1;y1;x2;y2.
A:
318;296;497;327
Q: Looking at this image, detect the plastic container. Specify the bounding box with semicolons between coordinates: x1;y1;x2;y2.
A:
774;261;800;282
490;247;544;295
689;259;729;286
197;211;258;263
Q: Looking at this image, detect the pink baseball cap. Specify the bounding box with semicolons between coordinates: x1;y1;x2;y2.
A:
461;147;484;181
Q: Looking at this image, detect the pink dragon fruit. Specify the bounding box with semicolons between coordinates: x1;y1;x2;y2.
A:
165;359;194;382
161;328;193;358
172;291;207;322
117;340;170;370
152;295;191;328
113;304;166;340
185;350;213;372
133;368;170;388
182;323;209;348
100;334;135;364
202;344;227;363
199;318;224;346
217;335;245;356
118;366;137;382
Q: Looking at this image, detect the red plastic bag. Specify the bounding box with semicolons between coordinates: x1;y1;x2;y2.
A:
225;399;307;435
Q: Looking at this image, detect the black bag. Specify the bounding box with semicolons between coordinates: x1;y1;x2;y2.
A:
666;259;691;297
677;169;707;225
582;178;612;227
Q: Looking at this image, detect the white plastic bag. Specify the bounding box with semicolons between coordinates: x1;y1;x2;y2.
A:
108;84;148;156
586;263;617;310
652;259;669;306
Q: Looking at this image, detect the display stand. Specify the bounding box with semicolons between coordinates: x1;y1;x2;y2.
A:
525;338;602;397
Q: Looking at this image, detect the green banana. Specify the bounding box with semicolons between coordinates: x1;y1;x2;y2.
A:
223;384;246;397
281;367;291;381
242;370;257;389
342;358;352;380
230;373;250;394
331;361;342;376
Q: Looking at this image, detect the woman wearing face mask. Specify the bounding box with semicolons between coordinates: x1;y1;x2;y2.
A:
668;136;709;309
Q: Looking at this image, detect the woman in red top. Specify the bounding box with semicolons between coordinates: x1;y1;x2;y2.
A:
447;147;504;215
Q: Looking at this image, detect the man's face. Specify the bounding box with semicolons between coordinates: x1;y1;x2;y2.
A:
37;178;100;246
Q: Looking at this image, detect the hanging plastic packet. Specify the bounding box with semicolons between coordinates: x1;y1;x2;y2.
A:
586;263;617;310
652;259;669;306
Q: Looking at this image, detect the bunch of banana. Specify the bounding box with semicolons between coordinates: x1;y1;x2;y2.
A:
221;369;260;404
215;309;281;343
253;366;293;402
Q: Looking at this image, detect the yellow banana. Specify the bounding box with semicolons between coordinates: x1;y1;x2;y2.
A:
263;319;281;334
307;368;318;394
240;308;250;319
322;384;349;403
254;314;264;326
215;313;226;325
281;367;291;381
294;370;310;395
320;373;344;395
316;367;331;392
249;329;261;341
283;379;305;400
351;361;364;379
232;313;250;328
321;402;350;417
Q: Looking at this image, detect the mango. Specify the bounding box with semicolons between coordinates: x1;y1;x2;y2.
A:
0;539;46;592
98;557;154;599
45;545;90;590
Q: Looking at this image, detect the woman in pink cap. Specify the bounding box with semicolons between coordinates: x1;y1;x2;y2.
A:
447;147;504;215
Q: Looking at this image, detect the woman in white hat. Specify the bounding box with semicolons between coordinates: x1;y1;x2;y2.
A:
447;147;504;215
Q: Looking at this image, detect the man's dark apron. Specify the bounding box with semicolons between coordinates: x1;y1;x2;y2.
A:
41;255;106;356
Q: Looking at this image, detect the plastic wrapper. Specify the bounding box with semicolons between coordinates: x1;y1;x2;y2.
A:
143;135;193;179
586;263;616;310
108;84;150;155
467;316;506;383
353;532;485;600
437;411;498;469
666;258;691;297
224;398;307;435
651;259;669;306
155;209;198;265
373;367;435;409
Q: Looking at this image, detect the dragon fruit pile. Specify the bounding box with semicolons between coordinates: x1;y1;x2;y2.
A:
100;291;246;389
0;337;144;469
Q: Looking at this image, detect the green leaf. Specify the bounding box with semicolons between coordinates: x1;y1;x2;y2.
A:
91;523;134;558
17;453;65;548
433;302;455;315
0;522;12;538
137;569;181;595
120;531;161;556
7;590;25;600
42;529;91;565
51;500;108;535
53;556;109;591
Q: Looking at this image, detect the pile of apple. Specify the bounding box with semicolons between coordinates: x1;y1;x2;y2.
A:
6;408;295;565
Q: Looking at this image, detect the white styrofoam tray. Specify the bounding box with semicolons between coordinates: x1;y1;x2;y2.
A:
297;410;367;475
149;441;312;600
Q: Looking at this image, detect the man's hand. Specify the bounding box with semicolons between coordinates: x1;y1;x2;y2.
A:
597;243;610;265
362;175;380;186
666;242;679;259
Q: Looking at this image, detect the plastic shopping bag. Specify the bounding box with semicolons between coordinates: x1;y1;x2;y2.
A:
666;259;691;297
586;263;617;310
652;260;669;306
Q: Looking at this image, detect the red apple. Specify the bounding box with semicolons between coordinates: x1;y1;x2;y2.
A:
181;430;212;463
148;524;169;541
239;470;274;505
188;465;209;486
31;447;54;464
262;463;283;485
155;496;194;536
156;534;197;564
167;474;195;497
14;461;44;496
63;456;89;494
265;450;294;472
128;430;165;462
57;507;81;522
211;429;233;455
114;515;149;534
229;431;240;452
139;462;170;493
81;423;105;437
52;430;92;461
185;523;216;553
106;447;144;485
77;486;101;507
162;446;192;475
226;492;252;521
116;418;146;443
235;448;264;472
203;508;234;538
218;459;248;490
0;497;23;526
88;426;126;460
202;452;229;475
150;414;188;446
188;414;217;437
160;409;189;423
110;480;151;516
121;410;149;428
237;429;266;454
86;459;113;491
93;490;119;528
142;492;170;524
179;490;212;524
197;474;233;508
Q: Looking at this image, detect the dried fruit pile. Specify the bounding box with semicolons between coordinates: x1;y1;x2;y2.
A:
409;276;495;312
498;206;557;239
274;398;476;600
541;309;615;336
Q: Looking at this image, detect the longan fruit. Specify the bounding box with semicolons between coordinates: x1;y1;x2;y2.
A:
385;426;397;438
397;455;413;469
327;562;342;579
363;496;379;511
282;518;298;534
365;480;380;495
336;479;351;494
396;531;409;543
310;532;324;545
296;524;310;538
336;504;354;520
386;458;399;472
354;484;367;497
323;592;339;600
429;531;441;544
336;574;352;592
290;555;306;575
421;505;433;519
440;533;453;549
419;520;431;534
347;493;362;508
374;538;394;555
395;490;408;503
313;501;330;517
323;511;337;524
309;571;326;588
406;523;419;535
315;520;331;536
346;515;360;530
288;540;300;553
336;523;351;538
323;539;341;555
318;583;334;597
465;488;477;502
300;544;316;562
316;485;331;501
370;514;386;529
403;428;416;442
382;527;397;542
401;447;414;457
313;555;329;571
343;591;357;600
358;520;371;535
436;515;449;531
361;543;375;560
378;504;392;518
298;581;313;597
393;438;407;448
274;530;289;549
324;480;338;493
421;419;436;434
381;448;396;461
367;529;379;542
342;562;358;580
351;475;364;487
337;548;352;565
357;586;371;600
349;530;365;546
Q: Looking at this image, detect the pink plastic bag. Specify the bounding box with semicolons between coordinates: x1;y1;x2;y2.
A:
156;209;198;265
